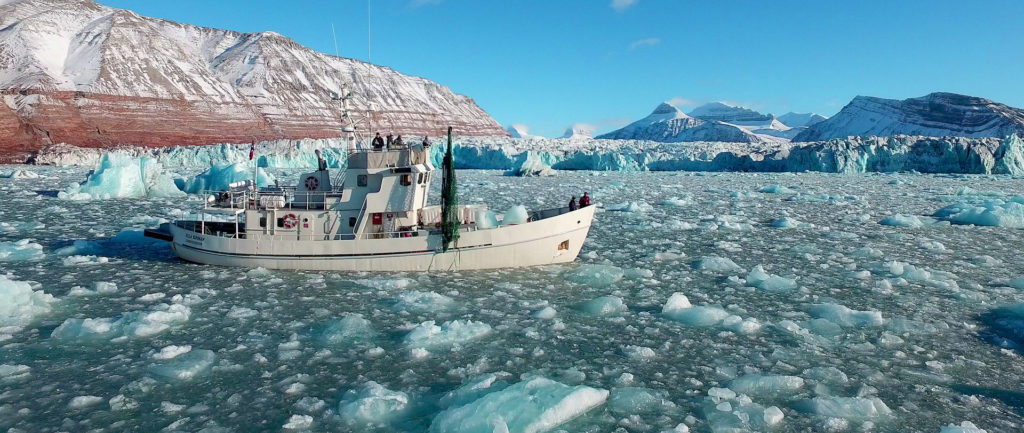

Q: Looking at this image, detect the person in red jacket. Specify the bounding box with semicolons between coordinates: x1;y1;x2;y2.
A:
579;192;591;207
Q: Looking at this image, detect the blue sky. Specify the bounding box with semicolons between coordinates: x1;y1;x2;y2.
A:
100;0;1024;137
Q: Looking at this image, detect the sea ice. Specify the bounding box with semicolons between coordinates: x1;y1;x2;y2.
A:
880;214;935;227
68;395;105;409
727;374;805;396
429;377;608;433
314;314;377;345
805;303;884;328
338;381;409;426
608;387;676;414
694;256;741;272
794;396;892;420
0;274;55;334
0;364;30;383
403;320;492;349
939;421;987;433
149;349;216;381
576;295;627;316
745;265;797;291
438;373;508;409
51;303;191;340
0;239;44;261
565;264;624;287
933;197;1024;227
389;290;456;313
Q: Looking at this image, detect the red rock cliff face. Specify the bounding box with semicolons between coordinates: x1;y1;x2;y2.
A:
0;0;507;163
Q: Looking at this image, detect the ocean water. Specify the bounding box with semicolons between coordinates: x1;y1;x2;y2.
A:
1;166;1024;433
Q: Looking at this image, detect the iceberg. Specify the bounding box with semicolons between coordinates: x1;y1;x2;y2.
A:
0;239;45;262
339;381;409;426
794;396;892;420
58;154;183;200
403;320;492;349
429;377;608;433
0;274;55;335
180;162;277;194
932;197;1024;228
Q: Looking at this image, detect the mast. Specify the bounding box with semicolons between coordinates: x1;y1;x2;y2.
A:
440;127;460;252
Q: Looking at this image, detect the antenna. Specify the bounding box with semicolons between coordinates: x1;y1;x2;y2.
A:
330;22;339;57
367;0;372;62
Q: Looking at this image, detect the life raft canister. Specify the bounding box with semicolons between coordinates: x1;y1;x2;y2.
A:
282;213;299;229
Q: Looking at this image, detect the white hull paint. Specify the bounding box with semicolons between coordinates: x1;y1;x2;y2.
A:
170;206;595;272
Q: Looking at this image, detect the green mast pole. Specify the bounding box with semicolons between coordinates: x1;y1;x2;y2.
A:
441;127;460;252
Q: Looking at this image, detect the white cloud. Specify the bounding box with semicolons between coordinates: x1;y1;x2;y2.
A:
668;97;697;107
628;37;660;50
610;0;638;12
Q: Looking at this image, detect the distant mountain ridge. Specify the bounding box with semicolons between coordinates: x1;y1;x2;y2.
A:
794;92;1024;141
597;102;801;144
0;0;506;161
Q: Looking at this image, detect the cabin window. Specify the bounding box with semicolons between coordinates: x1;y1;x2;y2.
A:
276;217;285;228
259;217;267;227
558;240;569;251
349;217;357;227
357;175;368;187
400;174;412;186
417;173;424;184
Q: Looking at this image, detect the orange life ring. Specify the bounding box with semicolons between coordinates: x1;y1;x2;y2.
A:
282;213;299;229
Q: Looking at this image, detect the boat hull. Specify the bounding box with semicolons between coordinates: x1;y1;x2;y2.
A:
167;206;595;271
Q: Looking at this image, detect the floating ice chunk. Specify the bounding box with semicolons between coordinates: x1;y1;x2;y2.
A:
439;373;508;409
763;406;785;425
0;364;30;383
52;303;191;340
153;345;192;360
389;290;455;313
662;293;692;313
59;154;184;200
474;209;499;229
880;214;935;228
771;217;807;228
664;305;730;328
0;169;41;179
0;239;44;262
745;265;797;291
609;201;651;212
314;314;377;345
0;274;55;335
339;381;409;426
608;387;676;414
531;306;557;320
149;349;216;381
806;303;884;328
728;374;805;396
694;256;741;272
933;197;1024;228
565;264;624;287
721;315;762;334
68;395;104;409
1008;277;1024;290
939;421;987;433
760;185;795;194
502;205;530;225
660;197;691;206
108;394;139;411
0;221;44;234
62;255;110;266
283;414;314;430
576;295;627;316
180;162;276;193
623;345;656;360
507;152;556;177
429;377;608;433
702;387;781;432
794;396;892;420
404;320;492;349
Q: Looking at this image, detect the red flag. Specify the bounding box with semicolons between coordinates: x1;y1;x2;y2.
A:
249;140;255;160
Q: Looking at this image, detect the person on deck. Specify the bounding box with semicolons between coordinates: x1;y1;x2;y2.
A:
386;133;394;149
569;196;578;211
422;136;430;148
395;135;404;148
372;133;385;150
579;192;591;207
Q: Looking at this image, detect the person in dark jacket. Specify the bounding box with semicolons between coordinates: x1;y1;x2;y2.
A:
372;133;385;150
386;133;394;149
422;136;430;148
315;149;328;171
569;196;578;211
579;192;591;207
394;135;404;148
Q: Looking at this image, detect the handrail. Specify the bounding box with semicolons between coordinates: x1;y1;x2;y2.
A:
350;197;369;238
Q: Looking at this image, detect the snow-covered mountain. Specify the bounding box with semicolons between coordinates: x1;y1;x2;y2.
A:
506;124;540;139
561;124;594;140
596;102;788;144
0;0;506;161
778;112;827;128
794;92;1024;142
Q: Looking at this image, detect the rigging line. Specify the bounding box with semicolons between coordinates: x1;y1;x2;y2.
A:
330;22;339;57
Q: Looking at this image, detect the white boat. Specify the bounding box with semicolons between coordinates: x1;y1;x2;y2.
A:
145;130;595;271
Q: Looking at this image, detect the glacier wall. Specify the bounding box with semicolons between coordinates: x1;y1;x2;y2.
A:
28;135;1024;176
